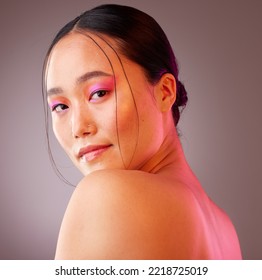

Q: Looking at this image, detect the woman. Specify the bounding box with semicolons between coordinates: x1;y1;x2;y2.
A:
43;4;242;259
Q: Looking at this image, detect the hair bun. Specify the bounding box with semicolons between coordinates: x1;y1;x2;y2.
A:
172;80;188;125
176;80;188;107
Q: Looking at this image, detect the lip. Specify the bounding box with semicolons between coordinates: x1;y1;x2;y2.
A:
78;144;112;162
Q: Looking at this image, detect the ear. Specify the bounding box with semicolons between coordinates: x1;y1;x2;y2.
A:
153;73;176;112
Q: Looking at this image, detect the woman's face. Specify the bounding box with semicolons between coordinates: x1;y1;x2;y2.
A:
46;33;165;175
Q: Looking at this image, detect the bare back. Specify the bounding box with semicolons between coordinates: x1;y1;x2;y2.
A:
55;169;242;259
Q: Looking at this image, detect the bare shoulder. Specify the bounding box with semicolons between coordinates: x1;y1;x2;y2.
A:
55;170;191;259
55;169;174;259
55;169;236;259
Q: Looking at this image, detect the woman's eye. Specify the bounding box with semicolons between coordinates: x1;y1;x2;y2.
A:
90;90;108;101
52;104;68;112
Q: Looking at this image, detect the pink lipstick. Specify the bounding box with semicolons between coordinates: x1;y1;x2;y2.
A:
78;144;112;162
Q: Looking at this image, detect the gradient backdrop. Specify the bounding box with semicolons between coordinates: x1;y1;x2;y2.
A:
0;0;261;259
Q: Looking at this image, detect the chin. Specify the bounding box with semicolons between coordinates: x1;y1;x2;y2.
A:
78;162;123;176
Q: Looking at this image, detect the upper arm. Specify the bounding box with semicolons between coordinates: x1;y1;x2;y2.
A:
55;170;199;259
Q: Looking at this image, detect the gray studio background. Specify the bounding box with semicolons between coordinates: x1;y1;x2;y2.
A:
0;0;261;259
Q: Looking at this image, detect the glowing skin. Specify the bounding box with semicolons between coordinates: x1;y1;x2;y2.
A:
46;33;168;176
46;32;242;260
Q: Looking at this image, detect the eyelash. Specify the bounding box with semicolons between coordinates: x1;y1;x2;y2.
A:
51;104;68;112
50;90;110;112
89;90;109;101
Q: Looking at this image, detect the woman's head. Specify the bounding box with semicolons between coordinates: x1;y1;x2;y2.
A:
43;4;188;176
45;4;187;125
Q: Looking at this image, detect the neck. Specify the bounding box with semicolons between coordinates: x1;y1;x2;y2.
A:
140;127;189;176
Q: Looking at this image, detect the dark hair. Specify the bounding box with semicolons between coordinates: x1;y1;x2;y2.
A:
42;4;188;184
45;4;188;125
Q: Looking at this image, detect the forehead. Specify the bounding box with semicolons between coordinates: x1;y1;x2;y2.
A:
46;32;119;89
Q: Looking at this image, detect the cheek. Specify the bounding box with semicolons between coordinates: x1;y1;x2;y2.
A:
116;86;139;137
118;106;137;132
131;98;164;163
115;101;140;167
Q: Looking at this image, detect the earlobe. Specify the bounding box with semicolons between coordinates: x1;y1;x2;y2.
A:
154;73;176;112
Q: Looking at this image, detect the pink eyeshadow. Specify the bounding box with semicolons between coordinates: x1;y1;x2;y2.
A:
48;101;60;109
89;78;115;93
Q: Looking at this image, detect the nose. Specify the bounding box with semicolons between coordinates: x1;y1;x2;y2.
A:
71;105;97;138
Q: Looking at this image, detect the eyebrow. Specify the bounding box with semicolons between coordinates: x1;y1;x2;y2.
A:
47;70;112;96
